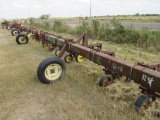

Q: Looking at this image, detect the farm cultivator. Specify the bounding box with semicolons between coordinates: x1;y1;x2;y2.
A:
2;21;160;111
2;20;21;30
1;20;29;36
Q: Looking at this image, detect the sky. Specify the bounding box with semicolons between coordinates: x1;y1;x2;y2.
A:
0;0;160;19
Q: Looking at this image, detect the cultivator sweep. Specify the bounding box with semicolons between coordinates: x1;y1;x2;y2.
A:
2;21;160;111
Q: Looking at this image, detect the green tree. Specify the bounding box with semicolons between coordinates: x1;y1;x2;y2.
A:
40;14;50;19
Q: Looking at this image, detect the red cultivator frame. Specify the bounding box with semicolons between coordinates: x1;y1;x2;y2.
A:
1;20;27;37
2;22;160;111
2;20;21;30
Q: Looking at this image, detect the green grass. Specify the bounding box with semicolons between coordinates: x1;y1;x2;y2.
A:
27;19;160;52
25;15;160;22
0;27;160;120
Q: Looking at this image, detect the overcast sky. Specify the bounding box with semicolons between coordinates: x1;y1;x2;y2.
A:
0;0;159;19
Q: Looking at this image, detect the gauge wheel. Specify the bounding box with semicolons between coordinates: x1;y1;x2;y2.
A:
2;24;6;29
134;95;150;112
75;55;85;63
44;41;49;47
48;44;55;52
11;29;20;36
16;34;29;44
55;49;61;56
7;26;12;30
64;54;73;63
99;75;112;87
37;56;66;84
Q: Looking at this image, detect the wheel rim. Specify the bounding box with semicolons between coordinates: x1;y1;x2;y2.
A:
77;55;85;62
8;26;11;29
44;42;48;47
66;56;72;63
55;50;60;56
19;36;27;43
103;79;109;87
3;25;6;29
44;64;62;81
48;44;54;51
13;31;18;35
141;99;150;110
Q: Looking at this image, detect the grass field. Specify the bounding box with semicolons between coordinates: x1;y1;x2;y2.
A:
0;26;160;120
38;15;160;22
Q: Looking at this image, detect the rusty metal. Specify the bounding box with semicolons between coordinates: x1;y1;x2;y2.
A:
137;62;160;72
2;20;12;29
39;31;160;104
12;23;21;29
35;29;160;111
2;20;9;26
88;42;102;50
14;27;160;95
3;23;160;111
30;29;42;42
2;21;21;29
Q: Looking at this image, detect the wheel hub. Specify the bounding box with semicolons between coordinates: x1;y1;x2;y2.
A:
50;68;55;73
77;55;85;63
45;64;62;81
13;31;18;35
19;36;26;43
103;79;109;87
67;56;71;62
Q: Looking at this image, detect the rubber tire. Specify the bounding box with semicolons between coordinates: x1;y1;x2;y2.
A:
2;23;4;27
99;75;112;87
11;29;20;36
2;24;6;29
16;34;29;44
37;56;66;84
134;95;150;112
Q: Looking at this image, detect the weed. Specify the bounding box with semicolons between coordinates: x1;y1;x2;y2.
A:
53;20;70;33
25;18;160;52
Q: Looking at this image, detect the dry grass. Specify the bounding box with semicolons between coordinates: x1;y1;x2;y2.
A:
47;16;160;22
0;27;160;120
89;16;160;22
